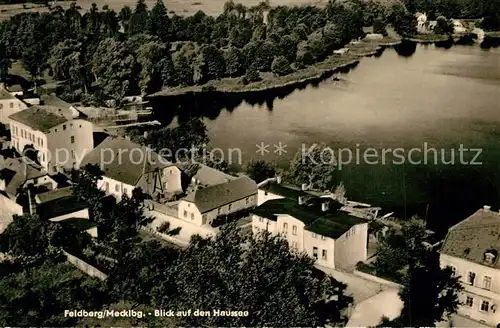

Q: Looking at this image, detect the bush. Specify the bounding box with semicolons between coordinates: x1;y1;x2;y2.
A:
157;221;171;233
242;68;262;85
271;56;293;76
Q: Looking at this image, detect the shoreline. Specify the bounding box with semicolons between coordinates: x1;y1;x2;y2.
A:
149;38;401;98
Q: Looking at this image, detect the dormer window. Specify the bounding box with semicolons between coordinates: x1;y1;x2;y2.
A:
484;250;498;264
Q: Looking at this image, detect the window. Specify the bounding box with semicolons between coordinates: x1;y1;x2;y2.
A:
283;223;288;233
63;125;67;130
483;276;492;290
312;233;318;239
321;236;326;240
322;249;327;260
40;139;43;147
104;182;109;191
42;153;45;162
21;129;24;138
183;210;188;217
481;300;489;312
123;188;128;195
259;217;263;223
218;208;221;215
115;184;120;192
70;123;73;128
246;197;249;204
0;103;2;109
191;213;194;220
292;225;297;235
202;214;207;222
264;191;268;196
467;272;476;285
292;241;298;250
228;204;232;211
70;136;75;144
71;150;75;159
313;247;318;259
9;102;13;108
466;296;474;307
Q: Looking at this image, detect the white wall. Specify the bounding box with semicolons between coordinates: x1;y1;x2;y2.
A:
49;208;90;222
257;189;283;206
46;119;93;171
98;176;135;200
252;214;277;235
334;223;368;269
276;214;306;253
440;253;500;326
162;166;183;193
304;229;336;269
179;194;257;227
0;98;28;125
9;121;49;167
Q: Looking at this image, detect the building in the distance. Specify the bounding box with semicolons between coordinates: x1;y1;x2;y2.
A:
252;196;368;270
9;106;93;171
440;205;500;327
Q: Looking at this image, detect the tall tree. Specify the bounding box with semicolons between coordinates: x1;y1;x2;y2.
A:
148;0;171;41
129;0;149;35
162;225;352;326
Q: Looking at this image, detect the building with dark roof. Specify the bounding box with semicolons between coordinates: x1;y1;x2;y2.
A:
0;156;56;200
252;196;368;270
81;136;183;200
9;106;94;172
439;205;500;326
177;176;258;226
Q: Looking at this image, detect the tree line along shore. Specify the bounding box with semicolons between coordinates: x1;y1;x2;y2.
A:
0;0;498;106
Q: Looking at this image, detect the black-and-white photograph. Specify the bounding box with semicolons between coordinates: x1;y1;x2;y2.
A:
0;0;499;326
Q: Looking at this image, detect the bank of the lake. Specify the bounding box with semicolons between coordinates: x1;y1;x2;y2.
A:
150;37;401;97
149;42;500;236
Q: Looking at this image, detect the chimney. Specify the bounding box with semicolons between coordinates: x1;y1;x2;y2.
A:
143;131;148;139
301;183;307;191
321;202;329;212
484;205;491;211
298;195;305;205
276;176;282;184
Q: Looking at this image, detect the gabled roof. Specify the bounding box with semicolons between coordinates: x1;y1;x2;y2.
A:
81;136;174;186
0;88;16;100
40;94;78;119
184;176;257;213
253;198;366;239
440;207;500;269
8;106;68;132
0;156;48;197
259;180;315;201
35;186;72;204
178;162;237;186
36;189;88;221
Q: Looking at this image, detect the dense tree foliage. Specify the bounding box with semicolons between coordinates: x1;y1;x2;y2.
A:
244;159;276;183
376;217;463;326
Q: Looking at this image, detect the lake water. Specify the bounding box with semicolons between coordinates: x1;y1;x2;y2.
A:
153;42;500;233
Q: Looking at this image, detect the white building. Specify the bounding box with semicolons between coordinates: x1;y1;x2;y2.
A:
0;193;23;233
0;88;29;125
178;176;257;226
81;136;183;200
9;106;93;171
252;196;368;270
440;205;500;327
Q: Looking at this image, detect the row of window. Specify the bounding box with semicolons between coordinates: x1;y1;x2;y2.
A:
312;232;327;240
464;271;492;290
283;223;298;235
465;296;493;313
12;126;45;148
183;210;195;220
215;197;252;215
104;181;128;195
313;247;328;260
0;101;21;109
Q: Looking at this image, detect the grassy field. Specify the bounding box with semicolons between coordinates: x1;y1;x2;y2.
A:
0;0;328;19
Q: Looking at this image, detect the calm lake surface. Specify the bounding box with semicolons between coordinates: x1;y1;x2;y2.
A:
156;43;500;233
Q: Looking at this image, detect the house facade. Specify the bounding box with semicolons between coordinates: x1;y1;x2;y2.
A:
81;136;183;200
0;88;29;125
9;106;93;171
440;206;500;327
178;176;258;226
252;197;368;269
